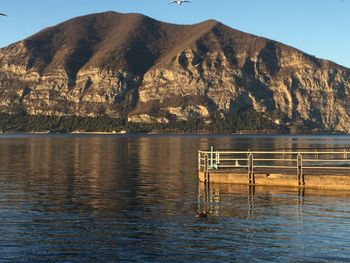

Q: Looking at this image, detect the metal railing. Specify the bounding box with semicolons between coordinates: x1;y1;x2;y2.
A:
198;147;350;185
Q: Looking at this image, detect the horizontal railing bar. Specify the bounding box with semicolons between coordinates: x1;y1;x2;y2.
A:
213;165;350;170
199;158;347;162
200;166;350;171
216;158;251;162
253;158;297;162
252;165;296;169
201;158;332;162
303;159;350;162
199;150;349;155
201;147;350;151
206;157;349;161
199;159;350;163
302;166;350;170
215;165;248;168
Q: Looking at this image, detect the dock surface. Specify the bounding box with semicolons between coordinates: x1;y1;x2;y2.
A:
198;148;350;189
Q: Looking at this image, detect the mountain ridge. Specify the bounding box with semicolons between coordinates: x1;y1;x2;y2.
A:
1;11;350;133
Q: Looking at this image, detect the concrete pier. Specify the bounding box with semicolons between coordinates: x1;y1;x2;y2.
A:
198;149;350;190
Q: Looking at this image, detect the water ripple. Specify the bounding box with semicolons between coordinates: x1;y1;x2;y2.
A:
0;135;350;261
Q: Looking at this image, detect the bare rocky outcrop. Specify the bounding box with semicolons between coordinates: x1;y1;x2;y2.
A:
1;11;350;132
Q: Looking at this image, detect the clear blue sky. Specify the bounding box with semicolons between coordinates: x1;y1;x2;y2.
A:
1;0;350;68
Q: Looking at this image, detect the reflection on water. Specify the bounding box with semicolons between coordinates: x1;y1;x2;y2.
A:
197;183;350;220
0;134;350;261
197;183;350;261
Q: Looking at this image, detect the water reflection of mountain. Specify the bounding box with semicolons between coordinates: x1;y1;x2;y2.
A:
1;135;349;216
1;135;350;261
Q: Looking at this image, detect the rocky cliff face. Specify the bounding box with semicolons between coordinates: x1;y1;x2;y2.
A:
1;11;350;132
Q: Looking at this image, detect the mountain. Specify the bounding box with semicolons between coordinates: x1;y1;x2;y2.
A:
1;11;350;133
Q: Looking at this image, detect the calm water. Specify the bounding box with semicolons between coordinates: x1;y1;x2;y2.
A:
0;134;350;262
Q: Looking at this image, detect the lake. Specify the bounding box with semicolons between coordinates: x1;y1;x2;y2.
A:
0;134;350;262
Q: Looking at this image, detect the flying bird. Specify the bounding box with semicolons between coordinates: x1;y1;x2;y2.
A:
169;0;191;5
0;13;7;16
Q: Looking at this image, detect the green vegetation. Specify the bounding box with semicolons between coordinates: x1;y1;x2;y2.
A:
0;109;285;134
208;109;282;133
0;112;125;133
126;109;282;133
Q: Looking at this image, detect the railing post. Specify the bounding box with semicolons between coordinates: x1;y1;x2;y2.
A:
204;154;209;184
248;153;255;185
344;149;348;160
216;151;220;167
198;151;201;172
210;146;214;169
297;153;304;186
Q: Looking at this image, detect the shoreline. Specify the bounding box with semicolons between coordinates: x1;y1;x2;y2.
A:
0;131;348;136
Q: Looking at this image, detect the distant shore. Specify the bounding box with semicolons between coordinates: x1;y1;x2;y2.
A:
70;130;127;135
0;130;347;136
